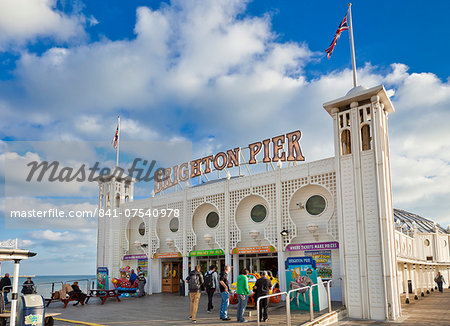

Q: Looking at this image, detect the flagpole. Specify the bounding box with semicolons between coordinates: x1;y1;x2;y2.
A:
348;3;358;88
116;115;120;168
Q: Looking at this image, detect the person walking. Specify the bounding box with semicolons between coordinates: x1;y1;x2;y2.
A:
254;271;272;322
186;265;204;324
219;264;231;321
434;272;446;293
236;269;250;323
204;265;219;313
137;266;146;297
0;273;11;305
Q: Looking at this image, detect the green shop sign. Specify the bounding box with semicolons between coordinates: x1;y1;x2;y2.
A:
189;249;224;257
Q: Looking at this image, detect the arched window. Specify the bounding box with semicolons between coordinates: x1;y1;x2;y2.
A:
341;129;352;155
361;124;372;151
115;194;120;208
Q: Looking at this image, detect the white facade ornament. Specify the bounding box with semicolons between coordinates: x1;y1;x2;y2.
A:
0;239;18;249
203;234;213;243
249;230;260;239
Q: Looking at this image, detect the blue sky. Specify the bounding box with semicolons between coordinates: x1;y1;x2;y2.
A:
1;0;449;275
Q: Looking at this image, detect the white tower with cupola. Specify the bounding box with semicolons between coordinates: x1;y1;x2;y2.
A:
323;85;401;320
97;173;135;278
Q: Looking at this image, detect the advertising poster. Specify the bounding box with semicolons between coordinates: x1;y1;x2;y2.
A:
285;257;319;311
97;267;109;290
138;259;148;277
305;250;332;279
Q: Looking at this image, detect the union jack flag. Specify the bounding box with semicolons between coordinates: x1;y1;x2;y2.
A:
325;11;349;59
112;124;119;149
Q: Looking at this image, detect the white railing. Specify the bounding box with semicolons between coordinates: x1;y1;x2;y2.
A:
256;291;288;326
256;280;336;326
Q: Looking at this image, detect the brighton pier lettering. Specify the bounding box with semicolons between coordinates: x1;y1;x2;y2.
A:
154;130;305;194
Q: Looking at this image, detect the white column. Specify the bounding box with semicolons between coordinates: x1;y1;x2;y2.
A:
429;266;433;292
419;265;424;297
277;251;286;294
404;263;410;303
10;260;21;326
447;266;450;289
183;256;189;296
413;264;418;300
232;254;239;283
225;254;232;283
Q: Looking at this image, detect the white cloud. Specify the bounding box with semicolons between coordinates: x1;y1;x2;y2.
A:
0;0;87;50
0;0;448;229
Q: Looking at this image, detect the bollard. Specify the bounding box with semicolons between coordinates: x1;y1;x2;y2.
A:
309;286;314;321
327;281;332;313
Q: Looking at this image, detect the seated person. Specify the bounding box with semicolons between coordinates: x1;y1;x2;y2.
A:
129;270;137;287
70;282;87;306
21;277;35;295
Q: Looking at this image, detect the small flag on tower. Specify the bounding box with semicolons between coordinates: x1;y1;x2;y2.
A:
112;119;119;149
325;11;349;59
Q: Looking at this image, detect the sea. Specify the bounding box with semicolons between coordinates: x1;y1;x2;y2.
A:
10;275;96;299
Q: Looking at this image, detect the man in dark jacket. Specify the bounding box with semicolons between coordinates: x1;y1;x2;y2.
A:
186;265;204;324
254;271;272;322
0;273;12;305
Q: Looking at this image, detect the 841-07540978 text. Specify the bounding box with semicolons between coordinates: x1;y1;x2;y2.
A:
98;208;180;218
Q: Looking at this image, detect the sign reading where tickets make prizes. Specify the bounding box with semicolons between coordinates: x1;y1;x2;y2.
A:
232;246;276;254
286;241;339;251
189;249;224;257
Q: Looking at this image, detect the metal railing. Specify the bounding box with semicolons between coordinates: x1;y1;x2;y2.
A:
256;291;288;326
1;286;12;313
287;284;313;322
34;278;92;298
34;281;64;298
256;280;336;326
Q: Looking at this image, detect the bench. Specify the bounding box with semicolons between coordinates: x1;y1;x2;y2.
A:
85;289;121;305
0;312;61;326
46;292;86;308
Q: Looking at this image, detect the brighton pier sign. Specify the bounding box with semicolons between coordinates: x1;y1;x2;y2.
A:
154;130;305;194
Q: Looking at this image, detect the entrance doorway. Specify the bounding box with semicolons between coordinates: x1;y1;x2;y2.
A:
162;260;181;293
238;254;278;277
197;256;225;275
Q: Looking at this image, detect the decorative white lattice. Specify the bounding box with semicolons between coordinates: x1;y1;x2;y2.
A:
121;209;129;256
252;184;277;247
310;172;338;241
150;206;161;256
229;189;250;250
281;177;308;248
169;201;184;253
187;198;204;252
205;193;226;250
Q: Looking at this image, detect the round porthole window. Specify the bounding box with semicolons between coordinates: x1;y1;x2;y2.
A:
305;195;326;216
424;239;430;246
169;217;179;232
138;222;146;236
251;204;267;223
206;212;219;228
